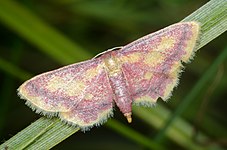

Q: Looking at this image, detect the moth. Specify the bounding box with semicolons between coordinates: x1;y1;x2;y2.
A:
18;22;200;131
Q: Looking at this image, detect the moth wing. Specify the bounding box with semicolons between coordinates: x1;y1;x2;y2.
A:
18;58;114;129
116;22;200;106
59;65;114;129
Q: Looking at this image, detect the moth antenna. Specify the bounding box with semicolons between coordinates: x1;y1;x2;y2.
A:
93;46;123;58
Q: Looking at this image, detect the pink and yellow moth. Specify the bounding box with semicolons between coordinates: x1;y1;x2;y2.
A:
18;21;200;131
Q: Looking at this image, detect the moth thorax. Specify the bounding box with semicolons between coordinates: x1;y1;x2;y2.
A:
104;57;121;76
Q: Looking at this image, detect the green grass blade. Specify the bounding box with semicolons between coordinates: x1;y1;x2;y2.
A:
0;0;92;64
154;0;227;140
134;101;226;150
106;120;166;150
156;35;227;142
183;0;227;49
0;58;32;81
0;118;59;149
24;118;79;150
0;43;23;135
151;0;227;143
0;116;79;150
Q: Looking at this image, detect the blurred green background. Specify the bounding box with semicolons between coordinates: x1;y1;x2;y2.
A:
0;0;226;149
